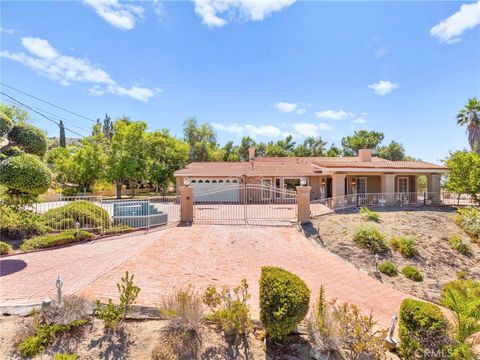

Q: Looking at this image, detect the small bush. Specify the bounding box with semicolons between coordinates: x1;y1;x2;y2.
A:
20;230;94;251
54;354;78;360
43;295;91;325
95;299;123;330
103;224;133;236
378;261;398;277
0;205;48;240
259;266;310;340
160;288;203;334
43;200;111;230
390;235;418;258
401;266;423;282
455;207;480;240
203;279;251;335
359;207;380;222
352;225;387;253
399;299;451;359
0;241;12;255
448;234;472;255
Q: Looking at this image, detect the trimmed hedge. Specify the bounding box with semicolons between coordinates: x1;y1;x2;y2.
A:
352;225;388;253
43;201;111;230
7;123;47;157
0;205;49;240
0;111;13;137
399;299;451;359
0;241;12;255
0;153;52;195
401;266;423;282
378;261;398;277
20;230;94;251
259;266;310;340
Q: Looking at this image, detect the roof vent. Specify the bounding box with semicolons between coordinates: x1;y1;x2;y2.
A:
359;149;372;162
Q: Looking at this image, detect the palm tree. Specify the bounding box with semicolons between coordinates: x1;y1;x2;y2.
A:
457;98;480;154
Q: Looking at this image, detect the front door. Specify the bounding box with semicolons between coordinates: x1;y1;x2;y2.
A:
356;177;367;194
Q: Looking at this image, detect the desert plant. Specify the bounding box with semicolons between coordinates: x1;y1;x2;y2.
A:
359;207;380;222
20;230;94;251
160;288;203;334
54;353;78;360
0;240;12;255
203;278;252;335
352;225;387;253
448;233;472;255
43;200;111;230
455;207;480;240
401;266;423;282
259;266;310;340
95;299;123;330
378;261;398;277
43;295;91;325
399;299;452;359
389;235;418;258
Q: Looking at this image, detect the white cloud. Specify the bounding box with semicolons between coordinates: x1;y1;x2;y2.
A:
292;122;334;137
212;123;244;134
315;109;353;120
84;0;144;30
368;80;398;95
1;37;156;102
153;0;166;19
193;0;295;27
430;1;480;44
0;27;14;34
274;101;297;113
213;123;282;138
352;113;368;124
296;108;306;115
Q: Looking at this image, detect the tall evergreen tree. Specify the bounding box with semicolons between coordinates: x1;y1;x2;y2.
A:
59;120;66;148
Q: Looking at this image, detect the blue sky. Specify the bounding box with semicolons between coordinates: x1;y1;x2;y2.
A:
1;0;479;163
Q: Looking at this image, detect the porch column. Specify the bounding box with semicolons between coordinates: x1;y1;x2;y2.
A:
381;174;396;194
297;186;311;224
180;186;194;223
332;173;346;197
427;174;441;204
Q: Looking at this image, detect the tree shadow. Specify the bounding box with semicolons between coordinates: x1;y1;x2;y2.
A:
88;327;133;360
202;334;253;360
265;333;313;360
0;259;27;276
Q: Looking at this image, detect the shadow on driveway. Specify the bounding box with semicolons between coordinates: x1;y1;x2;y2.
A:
0;259;27;276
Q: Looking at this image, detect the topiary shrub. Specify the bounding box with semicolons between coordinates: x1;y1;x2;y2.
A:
378;261;398;277
0;111;13;137
352;225;387;253
43;200;111;230
399;299;451;359
390;235;418;258
448;234;472;255
20;230;94;251
259;266;310;340
0;205;48;240
7;123;47;157
0;241;12;255
401;266;423;282
0;153;51;196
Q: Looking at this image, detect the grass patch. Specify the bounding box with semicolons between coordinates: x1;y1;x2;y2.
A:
448;234;472;256
352;225;387;253
20;230;94;251
401;266;423;282
390;235;418;258
378;261;398;277
359;207;380;222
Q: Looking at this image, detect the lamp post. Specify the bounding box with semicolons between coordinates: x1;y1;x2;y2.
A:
183;178;190;187
56;275;63;306
300;177;307;186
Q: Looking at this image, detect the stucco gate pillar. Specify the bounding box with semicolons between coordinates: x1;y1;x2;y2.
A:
180;186;194;223
427;174;442;205
296;186;312;224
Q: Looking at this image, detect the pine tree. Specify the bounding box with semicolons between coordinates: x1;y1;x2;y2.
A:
59;120;66;148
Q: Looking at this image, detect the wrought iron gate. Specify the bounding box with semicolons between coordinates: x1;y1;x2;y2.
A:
193;183;297;223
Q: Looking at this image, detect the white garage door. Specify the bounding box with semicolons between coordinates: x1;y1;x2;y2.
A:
191;179;241;203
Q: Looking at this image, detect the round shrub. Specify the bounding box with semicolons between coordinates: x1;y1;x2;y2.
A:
7;123;47;157
43;200;111;230
0;112;13;138
259;266;310;340
389;235;418;258
401;266;423;282
0;153;51;195
399;299;451;359
378;261;398;277
0;241;13;255
352;225;387;253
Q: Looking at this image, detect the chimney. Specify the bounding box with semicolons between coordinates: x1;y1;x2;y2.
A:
248;147;256;160
358;149;372;162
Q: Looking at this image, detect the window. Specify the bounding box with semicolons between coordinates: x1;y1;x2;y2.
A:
356;177;367;194
218;180;223;183
398;177;409;193
191;180;196;183
205;180;210;183
261;178;272;199
212;180;217;183
284;178;302;191
275;178;281;198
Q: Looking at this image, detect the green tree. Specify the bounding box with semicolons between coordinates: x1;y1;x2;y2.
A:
237;136;256;161
59;120;66;148
457;98;480;154
294;136;327;157
0;104;29;123
341;130;384;156
376;141;406;160
183;117;218;162
265;135;296;157
325;143;342;157
221;141;240;162
444;150;480;204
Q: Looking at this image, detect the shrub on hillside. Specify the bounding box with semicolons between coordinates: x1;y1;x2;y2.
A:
0;205;48;240
401;266;423;282
20;230;94;251
448;234;472;255
0;241;12;255
359;207;380;222
455;207;480;240
43;200;111;230
389;235;418;258
378;261;398;277
352;225;387;253
259;266;310;340
399;299;451;359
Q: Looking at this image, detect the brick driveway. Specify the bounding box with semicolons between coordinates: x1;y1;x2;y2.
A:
0;225;410;328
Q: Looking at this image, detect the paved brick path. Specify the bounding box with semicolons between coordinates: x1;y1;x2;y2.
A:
0;225;411;328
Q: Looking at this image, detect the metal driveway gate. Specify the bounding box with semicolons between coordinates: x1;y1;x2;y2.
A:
193;183;297;223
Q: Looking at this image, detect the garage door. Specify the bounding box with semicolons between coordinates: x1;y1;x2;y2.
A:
191;179;241;203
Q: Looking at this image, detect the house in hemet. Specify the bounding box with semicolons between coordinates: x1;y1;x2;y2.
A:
174;148;448;204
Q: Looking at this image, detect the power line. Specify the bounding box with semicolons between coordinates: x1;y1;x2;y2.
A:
0;82;97;123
